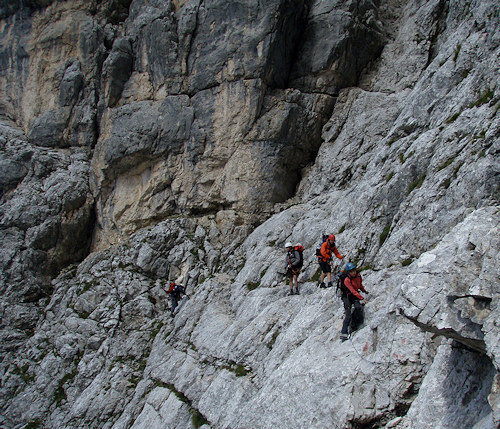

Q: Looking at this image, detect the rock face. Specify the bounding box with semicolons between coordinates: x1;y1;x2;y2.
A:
91;0;344;249
0;121;94;347
0;0;499;428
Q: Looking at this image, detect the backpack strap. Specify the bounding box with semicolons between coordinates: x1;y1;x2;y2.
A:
287;251;300;275
336;272;350;295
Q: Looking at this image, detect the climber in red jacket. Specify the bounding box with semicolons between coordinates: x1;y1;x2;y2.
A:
339;262;368;341
167;282;186;317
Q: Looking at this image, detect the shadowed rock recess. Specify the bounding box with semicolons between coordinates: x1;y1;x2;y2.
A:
0;0;499;428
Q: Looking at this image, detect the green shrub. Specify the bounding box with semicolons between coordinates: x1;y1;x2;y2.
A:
233;365;250;377
453;43;462;61
267;329;280;350
13;363;34;384
192;410;209;428
311;267;322;282
386;136;398;146
408;174;426;194
55;369;79;404
445;110;462;123
402;256;415;266
222;361;251;377
470;88;494;108
247;282;259;291
379;223;391;246
438;158;454;171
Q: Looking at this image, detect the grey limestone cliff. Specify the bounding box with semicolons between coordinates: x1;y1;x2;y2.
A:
0;0;499;428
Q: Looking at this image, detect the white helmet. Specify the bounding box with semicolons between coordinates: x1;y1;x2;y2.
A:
285;242;293;248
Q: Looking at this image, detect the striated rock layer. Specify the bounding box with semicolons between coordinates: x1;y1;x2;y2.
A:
0;0;499;428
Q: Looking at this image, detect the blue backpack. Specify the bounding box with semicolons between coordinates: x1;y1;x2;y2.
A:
315;234;329;258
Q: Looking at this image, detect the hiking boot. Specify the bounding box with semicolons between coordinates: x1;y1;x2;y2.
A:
295;288;300;295
319;282;326;288
327;282;333;288
340;333;349;342
288;290;295;296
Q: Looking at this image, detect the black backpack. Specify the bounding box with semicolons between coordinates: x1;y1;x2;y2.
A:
336;271;350;295
170;284;185;299
315;234;329;258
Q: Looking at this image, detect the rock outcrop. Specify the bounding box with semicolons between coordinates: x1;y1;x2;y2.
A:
0;121;94;346
0;0;499;428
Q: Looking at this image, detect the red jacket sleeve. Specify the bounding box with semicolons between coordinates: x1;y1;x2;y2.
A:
333;246;343;259
344;277;364;300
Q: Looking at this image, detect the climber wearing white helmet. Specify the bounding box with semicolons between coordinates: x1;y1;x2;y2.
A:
284;242;303;295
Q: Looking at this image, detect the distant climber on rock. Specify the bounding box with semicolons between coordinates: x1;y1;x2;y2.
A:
317;234;344;288
167;282;187;317
339;262;368;341
285;242;303;295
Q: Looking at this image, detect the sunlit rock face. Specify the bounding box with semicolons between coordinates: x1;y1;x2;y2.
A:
0;0;499;428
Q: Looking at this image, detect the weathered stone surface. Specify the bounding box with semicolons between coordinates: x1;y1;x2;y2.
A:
397;208;499;352
102;37;134;108
0;1;114;147
89;0;343;247
183;0;308;93
91;81;335;249
290;0;385;94
0;0;56;19
0;120;94;350
398;343;496;429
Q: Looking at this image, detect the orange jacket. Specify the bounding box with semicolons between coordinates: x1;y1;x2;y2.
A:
320;240;343;262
